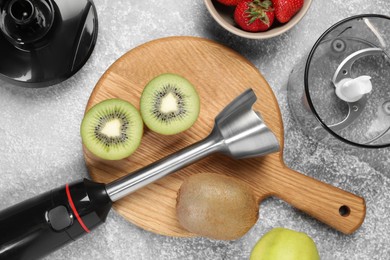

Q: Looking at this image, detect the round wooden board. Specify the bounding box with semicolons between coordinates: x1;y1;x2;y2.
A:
84;36;365;237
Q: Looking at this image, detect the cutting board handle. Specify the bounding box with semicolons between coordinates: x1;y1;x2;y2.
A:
272;165;366;234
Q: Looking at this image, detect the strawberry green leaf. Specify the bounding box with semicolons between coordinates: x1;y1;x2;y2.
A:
245;0;272;25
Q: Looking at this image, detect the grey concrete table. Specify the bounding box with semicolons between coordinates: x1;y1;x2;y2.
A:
1;0;389;259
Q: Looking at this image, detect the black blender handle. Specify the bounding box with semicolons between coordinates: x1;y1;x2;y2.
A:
0;179;112;260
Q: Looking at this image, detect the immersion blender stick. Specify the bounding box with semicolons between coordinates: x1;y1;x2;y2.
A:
0;89;279;260
107;89;279;202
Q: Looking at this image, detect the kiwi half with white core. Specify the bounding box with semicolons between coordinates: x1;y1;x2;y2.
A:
140;73;200;135
81;99;143;160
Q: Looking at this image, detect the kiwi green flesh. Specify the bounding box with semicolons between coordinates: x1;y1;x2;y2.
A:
176;173;259;240
81;99;143;160
140;73;200;135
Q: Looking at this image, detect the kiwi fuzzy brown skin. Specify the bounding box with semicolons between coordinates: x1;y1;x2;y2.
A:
176;172;259;240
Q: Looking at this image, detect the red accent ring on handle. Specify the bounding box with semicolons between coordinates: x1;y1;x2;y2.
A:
65;183;91;233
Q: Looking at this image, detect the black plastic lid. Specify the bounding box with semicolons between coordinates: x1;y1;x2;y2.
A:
0;0;98;87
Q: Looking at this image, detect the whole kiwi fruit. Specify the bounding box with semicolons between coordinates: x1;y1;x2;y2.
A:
176;172;259;240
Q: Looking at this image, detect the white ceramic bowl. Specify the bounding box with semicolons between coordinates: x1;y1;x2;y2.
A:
204;0;312;39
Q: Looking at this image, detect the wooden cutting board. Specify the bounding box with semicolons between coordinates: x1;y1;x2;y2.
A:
83;36;365;237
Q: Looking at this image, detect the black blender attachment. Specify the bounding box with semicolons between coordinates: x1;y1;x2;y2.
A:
0;0;98;87
288;14;390;148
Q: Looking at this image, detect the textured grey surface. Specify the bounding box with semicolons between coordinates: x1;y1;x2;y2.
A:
0;0;390;259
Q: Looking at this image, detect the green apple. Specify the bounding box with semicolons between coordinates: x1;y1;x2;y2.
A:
250;227;320;260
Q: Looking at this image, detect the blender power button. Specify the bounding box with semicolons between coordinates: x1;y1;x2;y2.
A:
47;205;73;231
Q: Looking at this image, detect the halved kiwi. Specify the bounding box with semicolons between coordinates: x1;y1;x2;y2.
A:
140;73;200;135
81;98;143;160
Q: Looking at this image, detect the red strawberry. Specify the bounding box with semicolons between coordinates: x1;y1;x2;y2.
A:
234;0;274;32
272;0;303;23
216;0;242;6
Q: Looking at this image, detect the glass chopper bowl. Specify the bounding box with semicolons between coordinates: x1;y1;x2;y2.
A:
288;14;390;148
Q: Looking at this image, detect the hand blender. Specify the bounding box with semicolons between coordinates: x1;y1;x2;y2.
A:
0;89;280;260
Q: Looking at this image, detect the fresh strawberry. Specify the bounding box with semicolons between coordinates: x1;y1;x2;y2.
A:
234;0;274;32
216;0;242;6
272;0;303;23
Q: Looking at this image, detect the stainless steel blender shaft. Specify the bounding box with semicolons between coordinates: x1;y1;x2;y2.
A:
105;129;223;201
105;89;280;202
